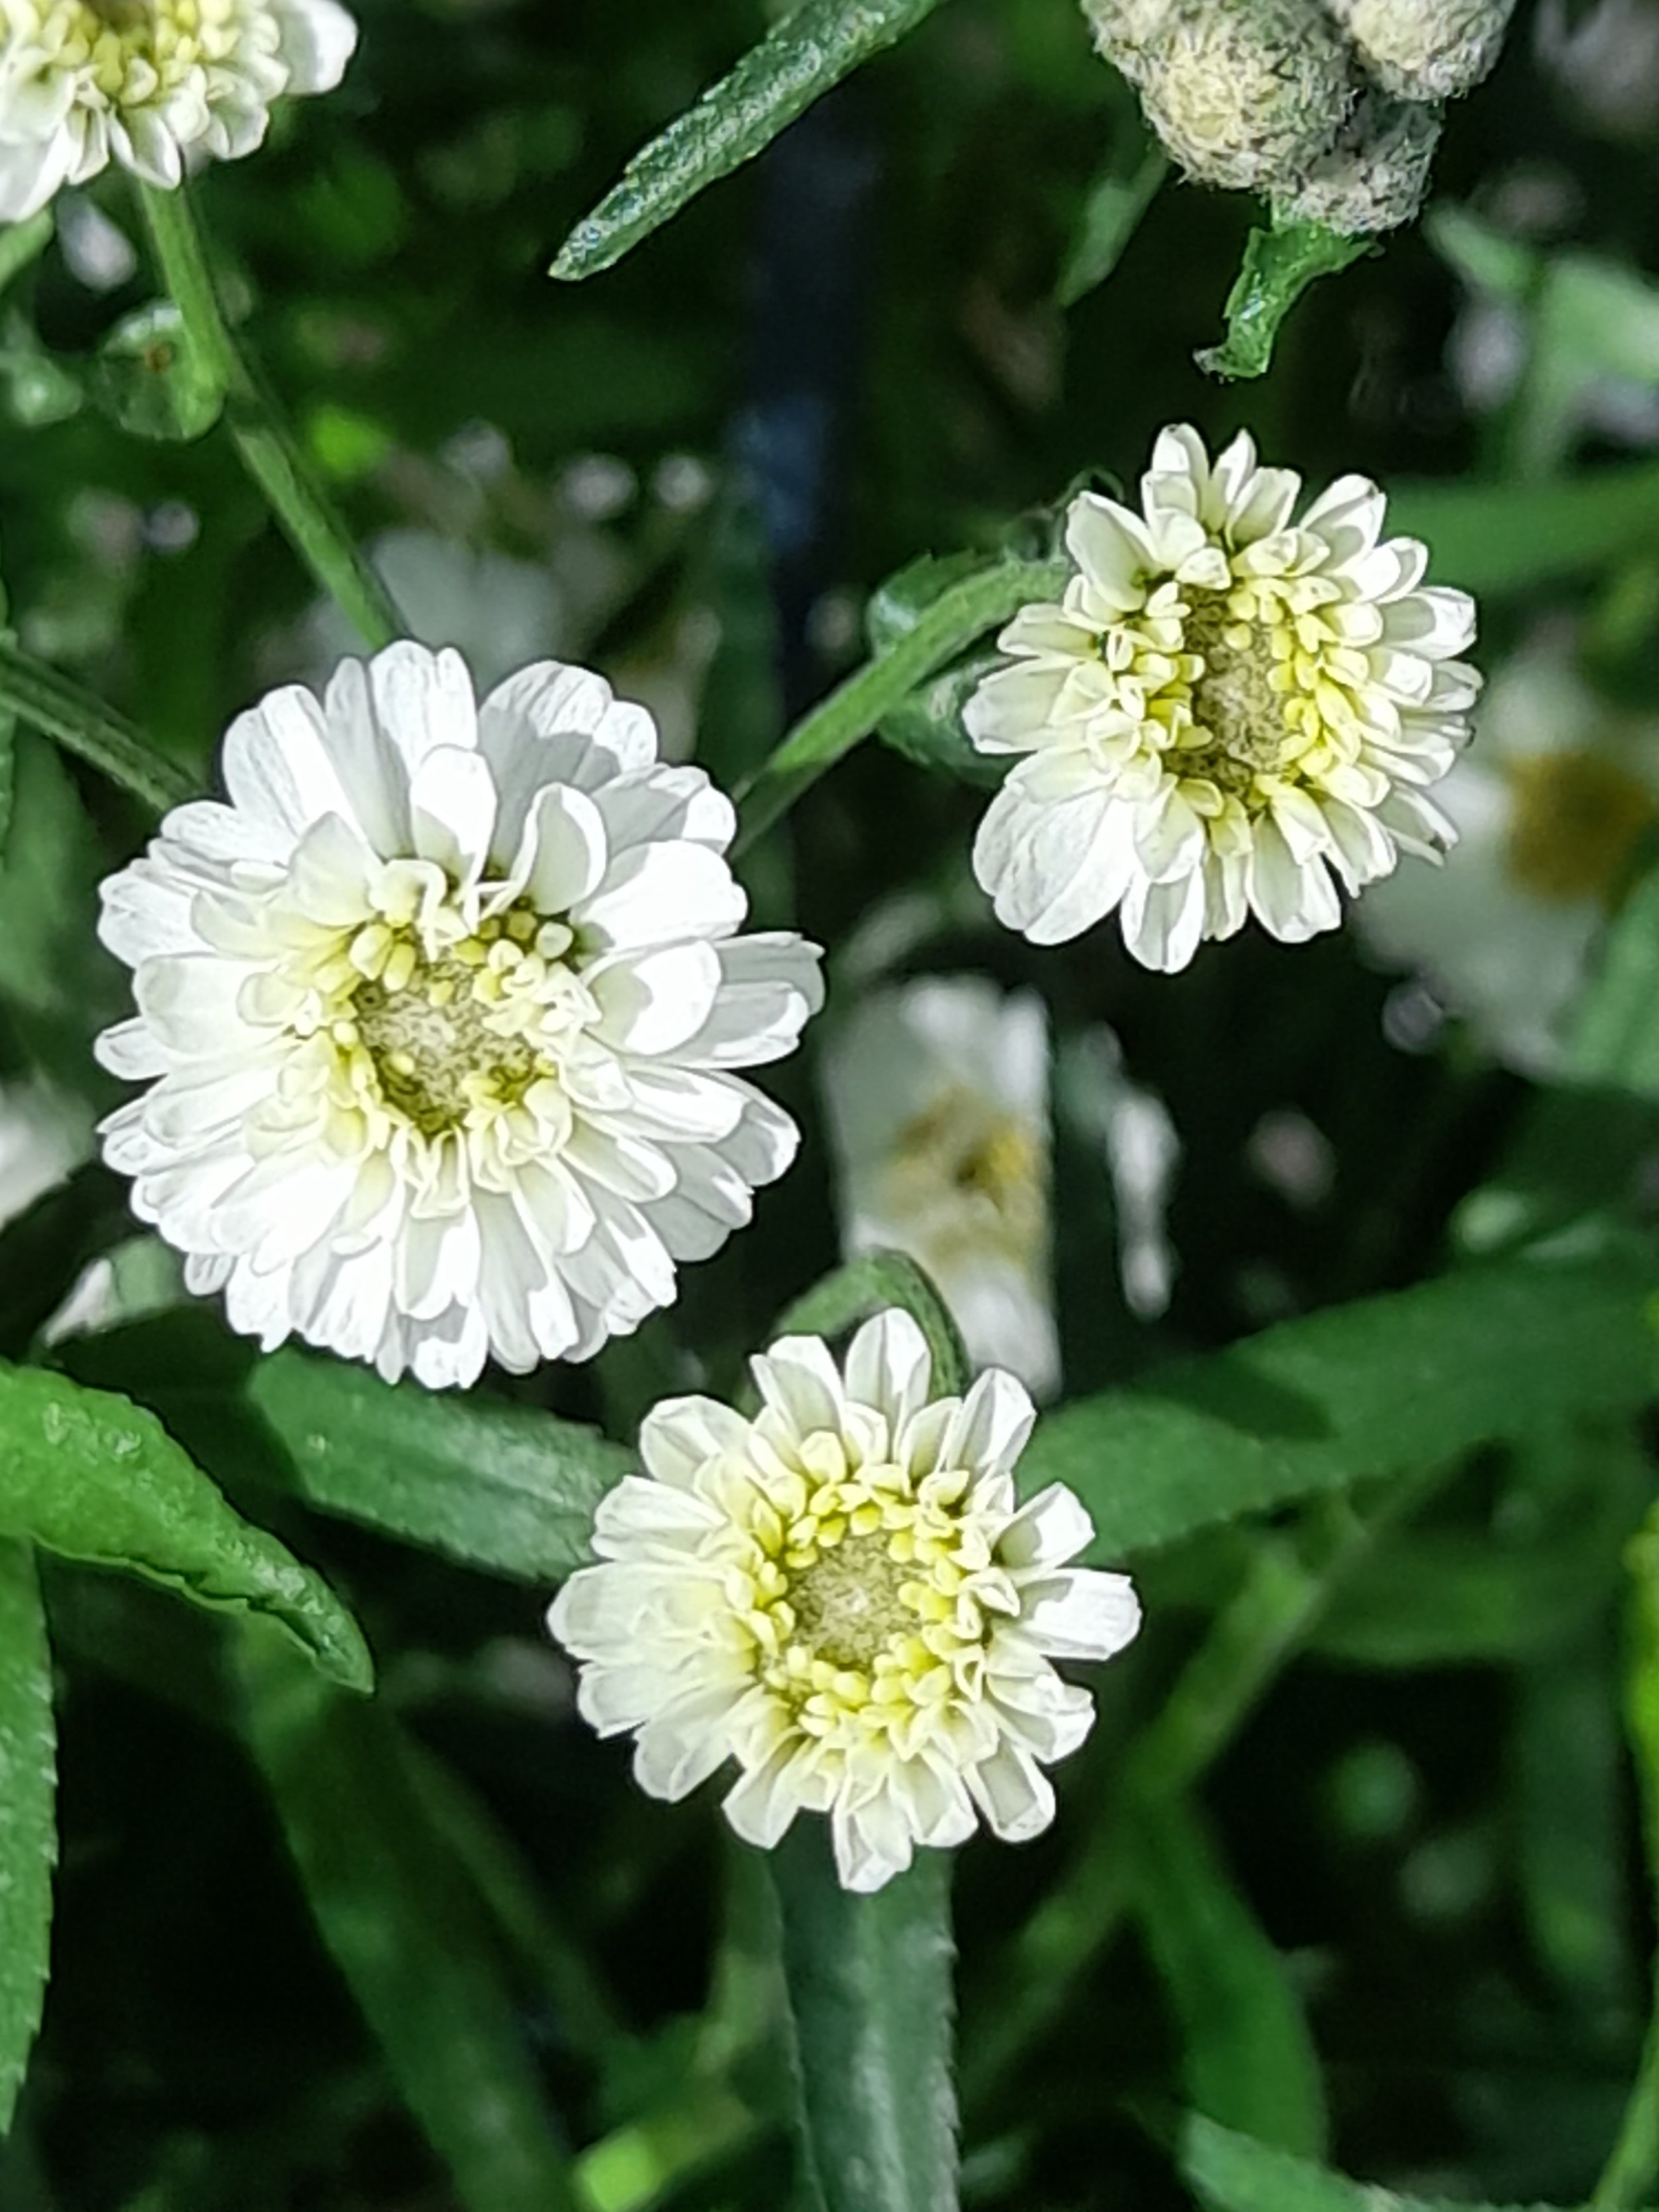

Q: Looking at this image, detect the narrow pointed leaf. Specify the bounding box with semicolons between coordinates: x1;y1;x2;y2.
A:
1180;2112;1583;2212
552;0;953;281
772;1251;970;1398
1021;1256;1659;1558
0;1541;54;2138
1196;222;1370;382
238;1635;578;2212
771;1826;958;2212
0;1362;371;1691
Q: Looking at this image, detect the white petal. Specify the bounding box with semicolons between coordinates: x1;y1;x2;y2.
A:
1016;1568;1141;1660
1000;1481;1095;1572
844;1309;933;1432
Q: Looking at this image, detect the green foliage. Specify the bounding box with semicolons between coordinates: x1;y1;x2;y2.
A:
771;1827;958;2212
1021;1256;1658;1557
1129;1796;1327;2157
1177;2113;1583;2212
1196;222;1372;381
93;301;226;444
772;1251;971;1398
551;0;955;281
237;1634;578;2212
0;1542;54;2139
0;1362;371;1690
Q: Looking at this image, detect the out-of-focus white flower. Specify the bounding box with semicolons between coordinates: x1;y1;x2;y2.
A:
301;533;565;701
1356;639;1659;1074
967;425;1480;974
1059;1029;1180;1319
0;1079;88;1228
1536;0;1659;140
0;0;357;222
94;642;824;1389
549;1308;1141;1892
821;978;1058;1400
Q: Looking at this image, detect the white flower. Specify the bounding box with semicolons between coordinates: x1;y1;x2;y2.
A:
821;978;1059;1399
967;425;1480;973
0;0;356;222
94;642;824;1389
0;1078;89;1228
1356;636;1659;1074
549;1309;1141;1893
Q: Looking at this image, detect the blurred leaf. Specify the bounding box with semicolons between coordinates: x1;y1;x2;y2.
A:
865;554;1007;788
0;1542;54;2139
237;1636;579;2212
59;1311;631;1582
0;1166;134;1361
552;0;954;281
772;1250;970;1398
1178;2111;1583;2211
1021;1256;1659;1559
1196;222;1370;382
1567;865;1659;1102
1386;464;1659;597
1599;1508;1659;2209
0;1363;371;1692
1516;1639;1632;2012
0;736;110;1074
1057;138;1167;308
92;300;226;443
770;1825;957;2212
1130;1796;1326;2158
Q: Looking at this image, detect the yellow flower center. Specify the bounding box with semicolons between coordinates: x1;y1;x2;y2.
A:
730;1448;1007;1747
21;0;255;106
885;1088;1044;1270
1502;751;1657;907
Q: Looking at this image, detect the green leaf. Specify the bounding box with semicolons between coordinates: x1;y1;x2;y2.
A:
1385;463;1659;597
1596;1509;1659;2209
1565;865;1659;1102
551;0;954;281
1056;138;1167;308
237;1635;578;2212
0;213;53;299
770;1824;958;2212
1196;221;1371;382
0;1362;371;1692
0;1541;54;2138
92;299;226;443
735;556;1066;851
1178;2111;1583;2212
0;650;196;817
0;1167;133;1361
772;1251;971;1399
60;1311;632;1582
1130;1796;1326;2158
1019;1256;1659;1559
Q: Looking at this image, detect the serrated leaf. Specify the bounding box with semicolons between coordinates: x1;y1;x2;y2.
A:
238;1635;577;2212
92;299;226;443
552;0;953;281
0;1541;54;2138
1178;2112;1581;2212
60;1310;632;1582
1131;1797;1325;2158
0;1362;371;1691
1196;221;1371;382
1019;1256;1659;1559
770;1824;957;2212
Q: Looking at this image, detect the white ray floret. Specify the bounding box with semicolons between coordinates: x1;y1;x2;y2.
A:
94;642;824;1390
549;1309;1140;1893
966;423;1481;973
0;0;357;222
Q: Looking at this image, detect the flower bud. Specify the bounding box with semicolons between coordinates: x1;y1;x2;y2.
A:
1086;0;1355;193
1273;91;1443;234
1325;0;1518;101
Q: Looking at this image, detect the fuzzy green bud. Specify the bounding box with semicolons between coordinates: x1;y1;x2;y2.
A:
1273;90;1443;234
1325;0;1518;101
1086;0;1355;193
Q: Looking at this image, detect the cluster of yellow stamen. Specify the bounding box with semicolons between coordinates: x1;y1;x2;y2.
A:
279;894;587;1151
1094;553;1384;812
15;0;259;106
885;1088;1044;1272
726;1433;1011;1753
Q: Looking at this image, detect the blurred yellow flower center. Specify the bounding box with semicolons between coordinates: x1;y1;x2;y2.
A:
1503;751;1656;907
29;0;251;102
887;1089;1044;1267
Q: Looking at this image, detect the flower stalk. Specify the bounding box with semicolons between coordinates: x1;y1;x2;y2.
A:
137;181;404;654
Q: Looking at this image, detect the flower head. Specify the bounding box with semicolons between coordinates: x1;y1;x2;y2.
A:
549;1309;1139;1892
1356;634;1659;1073
822;978;1059;1399
0;0;356;220
95;642;824;1388
967;425;1480;972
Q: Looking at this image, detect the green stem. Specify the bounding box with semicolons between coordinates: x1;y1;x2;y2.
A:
137;183;403;652
963;1477;1435;2111
0;640;196;812
733;556;1068;852
1595;1511;1659;2209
